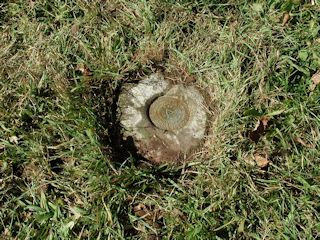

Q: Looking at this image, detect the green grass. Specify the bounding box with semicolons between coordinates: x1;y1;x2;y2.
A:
1;0;320;239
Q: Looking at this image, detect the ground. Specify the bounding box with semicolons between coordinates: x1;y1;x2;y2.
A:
0;0;320;239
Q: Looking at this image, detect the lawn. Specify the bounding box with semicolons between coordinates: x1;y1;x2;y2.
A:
1;0;320;239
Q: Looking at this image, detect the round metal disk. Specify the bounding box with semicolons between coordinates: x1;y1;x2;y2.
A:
149;96;190;131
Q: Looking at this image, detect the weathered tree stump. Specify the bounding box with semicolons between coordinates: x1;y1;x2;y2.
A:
118;73;207;164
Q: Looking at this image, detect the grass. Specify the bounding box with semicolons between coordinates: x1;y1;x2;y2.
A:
0;0;320;239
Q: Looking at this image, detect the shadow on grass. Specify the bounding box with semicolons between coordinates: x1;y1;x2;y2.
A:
90;74;147;167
